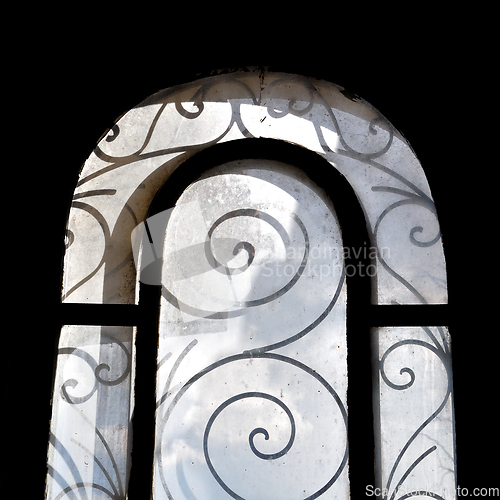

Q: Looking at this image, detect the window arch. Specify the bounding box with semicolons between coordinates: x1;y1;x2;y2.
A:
47;70;455;499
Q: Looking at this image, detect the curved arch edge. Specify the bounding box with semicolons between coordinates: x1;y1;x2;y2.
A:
62;70;447;306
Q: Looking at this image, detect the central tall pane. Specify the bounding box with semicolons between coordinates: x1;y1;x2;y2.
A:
153;159;349;499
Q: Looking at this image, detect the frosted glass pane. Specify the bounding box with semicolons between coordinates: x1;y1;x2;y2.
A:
153;163;349;499
373;326;456;500
46;326;135;500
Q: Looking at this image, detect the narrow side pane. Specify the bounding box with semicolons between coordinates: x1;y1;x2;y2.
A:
46;325;135;499
373;326;456;499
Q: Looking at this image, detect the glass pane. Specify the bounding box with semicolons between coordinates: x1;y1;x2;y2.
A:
153;162;349;499
373;326;456;499
46;326;135;499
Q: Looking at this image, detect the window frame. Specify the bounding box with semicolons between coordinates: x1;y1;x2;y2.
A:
46;70;455;500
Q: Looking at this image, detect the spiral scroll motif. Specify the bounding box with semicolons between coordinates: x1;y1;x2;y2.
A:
160;168;343;336
377;328;453;500
204;208;309;308
59;334;132;405
155;165;348;499
157;354;348;500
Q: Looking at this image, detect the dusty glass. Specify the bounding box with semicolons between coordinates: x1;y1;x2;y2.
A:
47;70;455;499
153;162;348;499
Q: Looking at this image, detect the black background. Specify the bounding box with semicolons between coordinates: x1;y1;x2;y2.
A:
25;18;495;498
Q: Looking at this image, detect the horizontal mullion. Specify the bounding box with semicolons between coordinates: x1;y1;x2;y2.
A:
368;304;450;327
59;302;450;328
60;303;140;326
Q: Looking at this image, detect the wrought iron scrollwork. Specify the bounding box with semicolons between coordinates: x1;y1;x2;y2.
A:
58;335;132;405
378;326;453;500
157;353;348;500
50;71;453;499
155;169;348;499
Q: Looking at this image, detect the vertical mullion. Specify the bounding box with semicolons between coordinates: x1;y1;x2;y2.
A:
127;284;161;498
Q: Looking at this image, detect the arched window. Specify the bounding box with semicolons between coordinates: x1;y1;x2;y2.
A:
46;70;455;499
